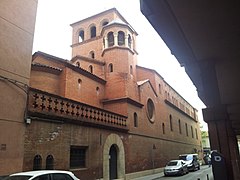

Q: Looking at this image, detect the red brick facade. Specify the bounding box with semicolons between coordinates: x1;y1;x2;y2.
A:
26;8;201;180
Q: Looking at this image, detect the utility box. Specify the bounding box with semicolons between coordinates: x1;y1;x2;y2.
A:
211;151;228;180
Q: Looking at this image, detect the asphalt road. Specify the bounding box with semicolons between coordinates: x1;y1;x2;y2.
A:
154;165;213;180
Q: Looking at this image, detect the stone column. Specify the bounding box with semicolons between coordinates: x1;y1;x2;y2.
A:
114;32;118;46
203;106;240;180
125;35;128;48
104;37;108;48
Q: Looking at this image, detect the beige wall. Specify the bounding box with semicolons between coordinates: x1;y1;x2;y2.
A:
0;0;38;175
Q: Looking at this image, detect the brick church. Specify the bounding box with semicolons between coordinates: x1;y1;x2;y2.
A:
26;8;201;180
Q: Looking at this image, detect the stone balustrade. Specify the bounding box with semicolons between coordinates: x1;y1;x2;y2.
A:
27;88;128;131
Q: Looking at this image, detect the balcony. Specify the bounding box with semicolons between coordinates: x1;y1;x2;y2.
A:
27;88;128;131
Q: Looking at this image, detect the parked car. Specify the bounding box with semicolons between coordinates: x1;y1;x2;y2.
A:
164;160;189;176
179;153;200;171
3;170;80;180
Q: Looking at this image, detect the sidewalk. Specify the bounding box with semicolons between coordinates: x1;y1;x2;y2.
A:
132;172;163;180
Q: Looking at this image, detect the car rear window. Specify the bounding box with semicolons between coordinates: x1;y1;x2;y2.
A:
179;155;187;160
3;176;32;180
167;161;178;166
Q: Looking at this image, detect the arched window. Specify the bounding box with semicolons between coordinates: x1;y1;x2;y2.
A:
162;123;165;134
102;21;109;26
88;65;93;73
90;26;96;38
108;63;113;72
118;31;125;46
178;119;182;134
107;32;114;47
134;112;138;127
76;61;80;67
78;78;82;89
46;155;54;170
33;155;42;170
147;98;155;122
89;51;95;59
169;115;173;131
128;34;132;48
79;30;84;42
96;86;100;96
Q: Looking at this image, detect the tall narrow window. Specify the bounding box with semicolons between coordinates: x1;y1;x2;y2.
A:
70;146;87;168
79;30;84;42
108;32;114;47
128;34;132;48
185;123;188;136
169;115;173;131
88;65;93;73
191;126;194;138
118;31;125;46
108;63;113;72
178;119;182;134
46;155;54;170
90;26;96;38
195;128;198;139
134;113;138;127
162;123;165;134
33;155;42;170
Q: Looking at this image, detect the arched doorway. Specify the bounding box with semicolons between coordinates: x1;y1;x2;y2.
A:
109;145;118;179
103;134;125;180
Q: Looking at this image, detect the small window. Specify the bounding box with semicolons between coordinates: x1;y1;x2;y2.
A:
96;87;100;96
147;98;155;122
88;65;93;73
159;84;162;94
169;115;173;131
79;30;84;42
46;155;54;170
130;65;133;75
134;112;138;127
89;51;95;59
118;31;125;46
108;63;113;72
102;21;109;26
76;62;80;67
90;26;96;38
70;146;87;168
33;155;42;170
107;32;114;47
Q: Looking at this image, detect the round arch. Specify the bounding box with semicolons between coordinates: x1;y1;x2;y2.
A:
103;133;125;179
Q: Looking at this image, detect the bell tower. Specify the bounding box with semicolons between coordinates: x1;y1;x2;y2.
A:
70;8;139;101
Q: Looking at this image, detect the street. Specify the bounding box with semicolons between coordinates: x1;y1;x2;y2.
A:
154;165;213;180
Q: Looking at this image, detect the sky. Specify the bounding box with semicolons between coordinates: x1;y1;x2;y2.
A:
33;0;207;130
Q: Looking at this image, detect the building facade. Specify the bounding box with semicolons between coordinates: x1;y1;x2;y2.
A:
0;0;38;176
26;8;201;180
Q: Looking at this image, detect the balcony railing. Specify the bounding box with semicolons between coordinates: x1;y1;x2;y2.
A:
27;88;128;131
